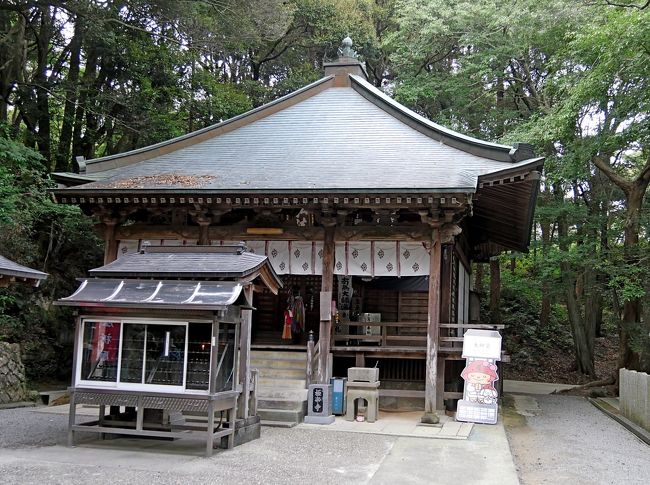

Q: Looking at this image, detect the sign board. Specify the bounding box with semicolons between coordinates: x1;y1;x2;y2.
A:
320;291;332;320
462;329;502;359
456;329;502;425
304;383;335;425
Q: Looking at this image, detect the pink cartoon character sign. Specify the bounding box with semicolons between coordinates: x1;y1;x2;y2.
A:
461;360;499;405
456;329;502;425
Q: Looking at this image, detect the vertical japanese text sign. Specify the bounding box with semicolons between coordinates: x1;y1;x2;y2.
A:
456;329;502;425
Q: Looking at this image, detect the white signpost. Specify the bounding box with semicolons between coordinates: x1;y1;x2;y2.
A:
456;329;502;425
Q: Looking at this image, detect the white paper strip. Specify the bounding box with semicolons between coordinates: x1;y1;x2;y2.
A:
117;240;140;258
373;241;398;276
399;242;430;276
246;240;267;256
334;242;346;275
291;241;314;274
267;241;290;274
347;241;372;275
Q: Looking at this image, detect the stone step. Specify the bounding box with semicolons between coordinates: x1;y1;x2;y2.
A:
256;367;306;379
260;419;297;428
257;408;305;423
258;377;306;388
250;350;307;361
257;397;307;411
251;358;306;370
256;387;308;401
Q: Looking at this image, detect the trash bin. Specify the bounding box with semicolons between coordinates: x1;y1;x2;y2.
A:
330;377;347;415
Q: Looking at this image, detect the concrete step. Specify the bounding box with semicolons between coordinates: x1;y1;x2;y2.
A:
260;419;297;428
251;350;307;361
256;387;308;401
257;397;307;411
257;408;305;423
258;377;306;388
256;367;306;379
251;358;306;370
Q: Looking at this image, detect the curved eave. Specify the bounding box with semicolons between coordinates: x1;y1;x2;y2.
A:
471;169;542;259
0;255;48;285
53;186;478;197
54;300;237;311
349;75;533;163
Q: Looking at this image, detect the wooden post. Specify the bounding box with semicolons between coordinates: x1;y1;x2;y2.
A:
490;257;501;324
440;244;453;324
238;285;253;418
103;219;119;264
318;224;335;384
423;227;442;423
198;219;211;245
306;330;314;388
209;318;220;394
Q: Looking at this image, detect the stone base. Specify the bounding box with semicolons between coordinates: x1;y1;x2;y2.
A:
218;415;261;448
304;414;335;425
420;411;440;424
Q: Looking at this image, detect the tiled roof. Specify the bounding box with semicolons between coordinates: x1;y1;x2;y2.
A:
56;75;541;194
89;246;273;279
0;255;48;280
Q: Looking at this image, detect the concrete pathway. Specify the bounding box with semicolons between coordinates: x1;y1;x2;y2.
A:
503;379;575;395
504;393;650;485
1;405;517;484
299;410;474;440
370;423;518;485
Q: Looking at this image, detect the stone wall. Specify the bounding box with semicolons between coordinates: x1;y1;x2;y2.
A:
0;342;27;404
620;368;650;432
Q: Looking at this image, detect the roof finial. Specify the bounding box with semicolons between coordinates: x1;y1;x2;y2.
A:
338;35;358;59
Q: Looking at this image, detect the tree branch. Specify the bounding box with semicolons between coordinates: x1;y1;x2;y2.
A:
603;0;649;9
592;154;633;194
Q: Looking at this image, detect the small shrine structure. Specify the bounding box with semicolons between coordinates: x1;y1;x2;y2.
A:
57;244;281;455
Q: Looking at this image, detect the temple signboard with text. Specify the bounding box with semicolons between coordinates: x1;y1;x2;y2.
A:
456;329;502;425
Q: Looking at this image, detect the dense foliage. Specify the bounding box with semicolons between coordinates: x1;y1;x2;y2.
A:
0;0;648;380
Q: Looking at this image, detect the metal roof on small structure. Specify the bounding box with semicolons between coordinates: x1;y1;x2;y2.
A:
57;245;282;310
92;245;281;292
58;279;248;311
54;74;542;195
93;246;269;278
0;255;48;287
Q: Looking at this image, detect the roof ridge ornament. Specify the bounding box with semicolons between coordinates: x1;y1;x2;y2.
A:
338;36;358;60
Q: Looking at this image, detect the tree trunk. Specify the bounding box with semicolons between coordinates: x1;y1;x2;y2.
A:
56;17;82;171
0;10;26;124
558;212;596;376
72;47;98;160
489;258;501;324
619;186;646;370
33;6;53;163
539;221;551;326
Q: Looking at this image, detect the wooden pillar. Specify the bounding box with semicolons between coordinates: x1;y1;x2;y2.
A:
209;317;220;394
238;285;253;418
103;219;119;264
318;224;335;384
490;257;501;324
198;219;211;245
440;244;454;324
424;226;442;421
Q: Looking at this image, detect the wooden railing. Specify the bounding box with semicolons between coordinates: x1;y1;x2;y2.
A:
331;321;505;355
249;368;259;417
306;331;320;388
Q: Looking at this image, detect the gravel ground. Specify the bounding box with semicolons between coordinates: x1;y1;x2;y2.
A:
505;394;650;485
0;408;73;448
0;406;395;484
